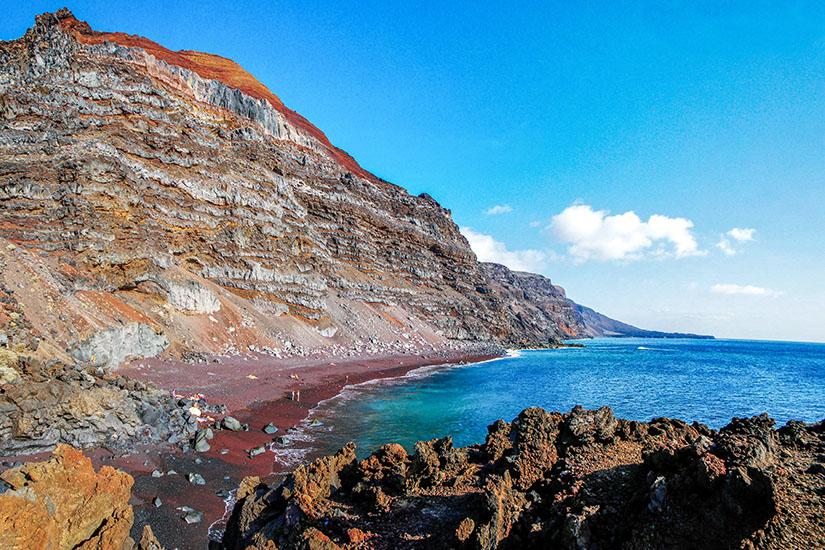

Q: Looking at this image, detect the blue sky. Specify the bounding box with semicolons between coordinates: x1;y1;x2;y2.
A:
3;2;824;342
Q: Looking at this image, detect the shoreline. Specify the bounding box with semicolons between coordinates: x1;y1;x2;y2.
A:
3;339;824;549
98;347;500;549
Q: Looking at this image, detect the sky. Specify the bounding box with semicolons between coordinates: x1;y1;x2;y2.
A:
2;2;824;342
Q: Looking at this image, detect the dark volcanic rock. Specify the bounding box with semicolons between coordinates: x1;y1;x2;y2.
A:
0;358;190;455
221;407;825;550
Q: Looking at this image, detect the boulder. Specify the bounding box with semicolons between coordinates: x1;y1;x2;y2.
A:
221;416;243;432
194;428;213;452
0;444;134;550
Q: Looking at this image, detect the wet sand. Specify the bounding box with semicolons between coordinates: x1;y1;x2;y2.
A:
111;349;499;549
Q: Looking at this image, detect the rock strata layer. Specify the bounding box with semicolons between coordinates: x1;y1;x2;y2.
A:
0;9;553;371
221;407;825;550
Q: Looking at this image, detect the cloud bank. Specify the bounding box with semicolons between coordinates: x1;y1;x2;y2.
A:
484;204;513;215
549;204;703;262
460;227;547;272
710;283;783;297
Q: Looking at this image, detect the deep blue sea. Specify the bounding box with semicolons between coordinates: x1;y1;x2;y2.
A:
275;338;825;463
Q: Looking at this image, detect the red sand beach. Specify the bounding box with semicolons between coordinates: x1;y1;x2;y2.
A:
106;348;499;549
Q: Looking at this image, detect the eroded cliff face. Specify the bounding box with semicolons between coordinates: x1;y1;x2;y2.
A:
477;263;586;344
0;9;574;369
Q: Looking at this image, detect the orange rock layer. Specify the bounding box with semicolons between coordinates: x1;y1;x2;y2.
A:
57;9;375;182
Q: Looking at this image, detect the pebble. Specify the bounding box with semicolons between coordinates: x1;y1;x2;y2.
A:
151;470;164;478
263;422;278;434
183;509;203;524
188;473;206;485
247;445;266;458
153;496;162;507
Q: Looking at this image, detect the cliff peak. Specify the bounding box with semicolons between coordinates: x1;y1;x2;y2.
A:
38;8;374;181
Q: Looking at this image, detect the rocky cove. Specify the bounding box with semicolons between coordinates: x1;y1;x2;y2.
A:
3;403;825;549
0;8;821;550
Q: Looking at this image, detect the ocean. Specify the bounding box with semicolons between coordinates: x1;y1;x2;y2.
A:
274;338;825;462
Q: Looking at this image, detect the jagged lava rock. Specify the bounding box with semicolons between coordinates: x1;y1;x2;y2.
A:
221;407;825;550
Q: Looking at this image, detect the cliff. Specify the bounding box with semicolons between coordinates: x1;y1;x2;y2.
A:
0;9;560;372
476;263;586;344
0;10;708;374
478;263;713;342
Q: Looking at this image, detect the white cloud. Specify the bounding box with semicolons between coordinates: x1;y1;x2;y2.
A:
710;283;784;297
484;204;513;215
548;204;704;262
460;227;548;272
716;227;756;255
728;227;756;242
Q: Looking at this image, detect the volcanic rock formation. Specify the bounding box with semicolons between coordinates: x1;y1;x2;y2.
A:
221;407;825;550
0;351;202;454
0;444;164;550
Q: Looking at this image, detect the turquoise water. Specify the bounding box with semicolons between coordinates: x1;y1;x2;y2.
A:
294;338;825;460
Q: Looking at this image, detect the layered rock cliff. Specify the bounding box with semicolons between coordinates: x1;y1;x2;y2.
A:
476;263;586;344
0;9;531;369
0;10;707;373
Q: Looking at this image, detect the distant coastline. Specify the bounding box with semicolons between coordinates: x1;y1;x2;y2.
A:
571;302;715;339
